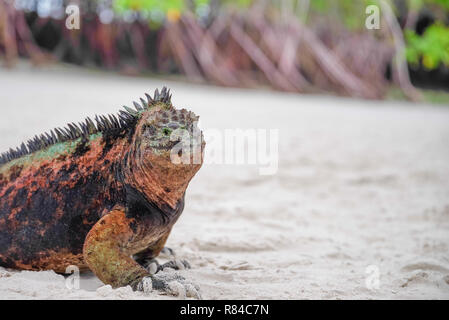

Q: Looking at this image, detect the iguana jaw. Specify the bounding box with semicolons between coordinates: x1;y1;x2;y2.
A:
124;104;204;211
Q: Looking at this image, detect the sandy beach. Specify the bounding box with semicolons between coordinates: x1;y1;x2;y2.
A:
0;64;448;299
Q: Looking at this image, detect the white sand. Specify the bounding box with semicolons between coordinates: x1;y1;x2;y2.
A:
0;64;448;299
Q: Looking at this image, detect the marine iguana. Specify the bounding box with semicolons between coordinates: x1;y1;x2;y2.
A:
0;87;204;297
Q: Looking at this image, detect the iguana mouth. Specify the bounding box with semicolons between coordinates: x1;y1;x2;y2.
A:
151;140;180;151
151;141;203;154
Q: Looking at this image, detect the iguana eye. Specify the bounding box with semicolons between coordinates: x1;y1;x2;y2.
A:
162;128;171;136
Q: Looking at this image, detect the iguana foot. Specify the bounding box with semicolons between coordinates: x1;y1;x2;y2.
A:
134;246;190;274
136;272;201;299
160;247;176;257
144;258;191;275
160;259;191;271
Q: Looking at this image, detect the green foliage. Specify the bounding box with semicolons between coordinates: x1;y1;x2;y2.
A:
112;0;211;17
111;0;211;27
405;24;449;69
425;0;449;11
113;0;183;13
221;0;253;8
404;0;449;12
309;0;328;12
309;0;378;30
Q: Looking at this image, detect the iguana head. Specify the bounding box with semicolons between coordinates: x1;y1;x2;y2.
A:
124;88;205;209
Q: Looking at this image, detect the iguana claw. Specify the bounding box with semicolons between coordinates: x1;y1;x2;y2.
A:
146;259;191;274
137;272;202;299
160;247;176;257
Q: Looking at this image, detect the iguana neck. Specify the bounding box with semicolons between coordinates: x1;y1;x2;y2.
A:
120;143;187;212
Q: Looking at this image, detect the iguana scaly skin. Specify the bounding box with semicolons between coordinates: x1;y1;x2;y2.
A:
0;87;204;293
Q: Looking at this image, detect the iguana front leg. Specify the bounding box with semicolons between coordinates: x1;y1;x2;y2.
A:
133;232;191;274
83;206;201;298
83;206;149;289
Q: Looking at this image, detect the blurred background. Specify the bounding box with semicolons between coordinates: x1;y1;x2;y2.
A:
0;0;448;103
1;0;449;300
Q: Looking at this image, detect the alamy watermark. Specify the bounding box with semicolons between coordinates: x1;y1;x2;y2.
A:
365;265;380;290
65;265;80;290
365;5;380;30
65;4;80;30
169;122;279;176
